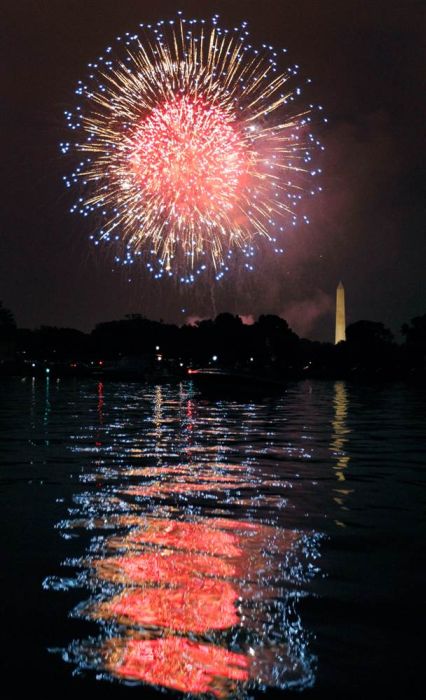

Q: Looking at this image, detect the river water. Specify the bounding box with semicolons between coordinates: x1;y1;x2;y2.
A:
1;378;424;697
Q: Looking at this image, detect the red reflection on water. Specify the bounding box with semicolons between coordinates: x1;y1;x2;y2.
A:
108;637;249;696
119;518;243;557
97;381;104;421
186;399;193;433
96;550;236;585
85;493;299;692
99;579;239;632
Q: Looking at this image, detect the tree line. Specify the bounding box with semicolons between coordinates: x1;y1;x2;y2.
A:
1;301;425;379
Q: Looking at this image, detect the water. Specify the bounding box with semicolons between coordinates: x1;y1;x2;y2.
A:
1;378;425;697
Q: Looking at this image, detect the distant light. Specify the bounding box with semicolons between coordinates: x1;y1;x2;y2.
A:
31;363;36;368
250;357;254;362
157;354;163;361
46;368;50;374
212;355;218;362
155;345;160;351
179;362;184;367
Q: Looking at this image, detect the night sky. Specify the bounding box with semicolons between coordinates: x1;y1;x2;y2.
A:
1;0;424;341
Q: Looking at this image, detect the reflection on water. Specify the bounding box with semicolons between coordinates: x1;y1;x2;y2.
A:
2;377;424;695
331;381;353;527
44;382;324;697
331;382;350;480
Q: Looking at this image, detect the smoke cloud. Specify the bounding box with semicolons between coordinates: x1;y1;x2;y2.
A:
280;290;334;340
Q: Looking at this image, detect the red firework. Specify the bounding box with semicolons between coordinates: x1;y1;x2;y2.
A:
129;95;248;223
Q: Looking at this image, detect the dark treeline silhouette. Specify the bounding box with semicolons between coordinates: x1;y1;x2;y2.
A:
1;301;425;380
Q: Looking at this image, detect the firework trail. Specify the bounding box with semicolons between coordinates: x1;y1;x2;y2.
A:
63;14;324;282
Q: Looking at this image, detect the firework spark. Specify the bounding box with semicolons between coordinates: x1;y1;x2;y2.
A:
63;15;324;281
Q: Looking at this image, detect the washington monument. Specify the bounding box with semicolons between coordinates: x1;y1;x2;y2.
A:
335;281;346;344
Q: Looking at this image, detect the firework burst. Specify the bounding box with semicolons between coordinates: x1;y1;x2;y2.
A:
63;14;324;282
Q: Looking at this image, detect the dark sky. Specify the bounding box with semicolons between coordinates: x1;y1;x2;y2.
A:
1;0;425;340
